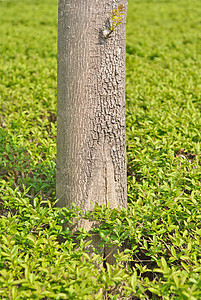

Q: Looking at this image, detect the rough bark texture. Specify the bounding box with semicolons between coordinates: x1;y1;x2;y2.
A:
57;0;127;261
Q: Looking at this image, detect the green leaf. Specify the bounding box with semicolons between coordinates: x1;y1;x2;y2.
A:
161;257;169;273
170;246;177;258
130;271;137;291
172;273;179;288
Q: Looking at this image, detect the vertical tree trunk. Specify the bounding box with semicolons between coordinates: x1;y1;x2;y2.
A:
57;0;127;261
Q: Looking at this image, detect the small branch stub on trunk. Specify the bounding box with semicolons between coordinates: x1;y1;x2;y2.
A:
102;4;126;39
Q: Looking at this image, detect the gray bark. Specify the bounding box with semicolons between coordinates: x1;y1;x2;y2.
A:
57;0;127;245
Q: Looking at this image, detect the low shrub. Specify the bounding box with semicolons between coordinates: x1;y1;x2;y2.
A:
0;0;201;299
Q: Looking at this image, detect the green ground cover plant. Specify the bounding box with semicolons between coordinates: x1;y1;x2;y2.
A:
0;0;201;298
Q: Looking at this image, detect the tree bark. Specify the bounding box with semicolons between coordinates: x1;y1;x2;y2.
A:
57;0;127;261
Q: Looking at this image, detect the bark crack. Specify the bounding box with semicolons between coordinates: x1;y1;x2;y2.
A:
105;163;108;206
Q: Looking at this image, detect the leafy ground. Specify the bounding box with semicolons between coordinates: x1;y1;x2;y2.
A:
0;0;201;299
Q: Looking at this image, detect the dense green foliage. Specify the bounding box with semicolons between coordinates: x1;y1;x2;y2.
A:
0;0;201;298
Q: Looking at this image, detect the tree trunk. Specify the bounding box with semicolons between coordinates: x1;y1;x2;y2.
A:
57;0;127;262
